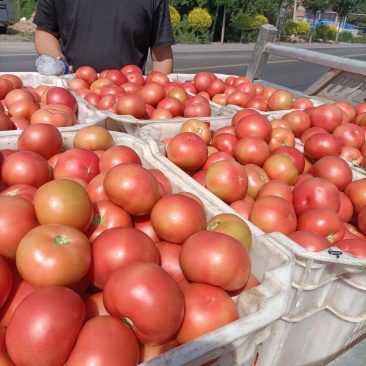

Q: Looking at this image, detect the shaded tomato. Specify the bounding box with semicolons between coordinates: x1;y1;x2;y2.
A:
344;178;366;213
5;286;85;366
103;262;185;345
66;315;139;366
84;292;110;321
288;230;331;252
0;256;12;309
0;184;37;202
211;133;238;156
16;224;91;288
256;179;293;204
88;226;159;289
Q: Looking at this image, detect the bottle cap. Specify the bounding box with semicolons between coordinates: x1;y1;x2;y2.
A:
60;60;69;74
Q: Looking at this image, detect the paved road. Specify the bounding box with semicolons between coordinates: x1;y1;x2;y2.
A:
0;41;365;92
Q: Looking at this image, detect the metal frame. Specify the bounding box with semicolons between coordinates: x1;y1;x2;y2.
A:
246;24;366;105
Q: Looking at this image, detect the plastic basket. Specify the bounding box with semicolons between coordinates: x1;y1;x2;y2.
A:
0;71;64;87
138;120;366;366
0;130;294;366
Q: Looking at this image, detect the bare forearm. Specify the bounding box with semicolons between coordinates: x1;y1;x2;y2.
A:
151;46;174;74
34;28;66;61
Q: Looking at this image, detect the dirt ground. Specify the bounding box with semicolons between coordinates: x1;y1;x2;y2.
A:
0;13;36;42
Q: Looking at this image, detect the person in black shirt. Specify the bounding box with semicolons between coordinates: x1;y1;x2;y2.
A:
33;0;175;74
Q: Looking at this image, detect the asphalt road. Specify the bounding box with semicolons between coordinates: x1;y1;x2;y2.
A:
0;41;365;93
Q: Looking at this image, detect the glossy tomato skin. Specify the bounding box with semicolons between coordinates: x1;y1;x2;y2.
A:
175;282;239;345
297;207;345;245
103;163;160;216
288;230;331;252
1;150;51;188
88;226;159;289
336;238;366;258
73;125;116;151
0;256;12;309
103;262;185;345
6;286;85;366
150;193;207;244
344;178;366;214
0;184;37;203
249;195;297;235
65;315;139;366
16;224;91;288
33;179;93;232
0;196;40;261
303;132;343;160
180;231;251;291
262;153;299;186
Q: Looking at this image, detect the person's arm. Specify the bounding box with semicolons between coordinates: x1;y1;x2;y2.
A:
151;46;174;74
34;28;66;61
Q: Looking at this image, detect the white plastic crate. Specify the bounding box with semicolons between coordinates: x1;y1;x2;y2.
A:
0;131;294;366
138;120;366;366
0;72;108;133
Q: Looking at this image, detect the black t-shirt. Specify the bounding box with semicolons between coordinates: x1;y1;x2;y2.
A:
33;0;176;72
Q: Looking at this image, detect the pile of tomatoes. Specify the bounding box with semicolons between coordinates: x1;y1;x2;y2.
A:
0;122;258;365
158;99;366;258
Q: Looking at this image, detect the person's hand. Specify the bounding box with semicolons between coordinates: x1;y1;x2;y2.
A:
51;51;67;61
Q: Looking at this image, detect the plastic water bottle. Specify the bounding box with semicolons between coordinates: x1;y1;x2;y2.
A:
35;55;69;76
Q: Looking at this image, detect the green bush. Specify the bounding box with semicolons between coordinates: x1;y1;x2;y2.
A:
316;24;329;39
284;21;298;35
188;8;212;32
251;15;268;30
327;25;338;40
169;5;181;33
297;21;311;35
338;31;354;42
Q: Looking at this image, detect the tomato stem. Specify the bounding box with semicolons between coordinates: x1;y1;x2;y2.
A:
54;235;71;246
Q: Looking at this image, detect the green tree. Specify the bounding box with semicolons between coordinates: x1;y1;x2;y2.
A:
232;12;253;41
20;0;37;19
297;21;311;35
332;0;362;41
284;21;298;35
169;5;181;33
302;0;331;42
347;3;366;27
188;7;213;41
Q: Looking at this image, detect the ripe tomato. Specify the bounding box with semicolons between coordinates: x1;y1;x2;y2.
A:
180;230;251;291
175;282;239;344
98;145;142;173
249;195;297;235
0;184;37;202
16;224;91;288
1;151;51;188
0;256;12;309
33;179;93;232
4;88;36;109
336;238;366;258
150;193;206;244
7;99;39;121
310;104;343;133
267;90;293;111
84;292;109;321
73;125;115;151
103;262;185;345
231;108;261;127
0;111;13;131
268;126;296;151
115;93;146;118
179;119;211;145
332;123;364;149
205;160;248;204
344;178;366;213
202;151;235;170
282;110;311;137
297;207;345;245
30;108;73;127
0;78;14;100
288;230;331;252
167;132;208;170
66;315;139;366
262;154;298;186
53;148;100;183
45;87;78;113
103;163;160;216
211;133;238;156
303;132;343;160
243;164;270;199
88;226;159;289
17;123;63;160
138;82;166;107
271;145;306;174
75;65;98;85
235;114;272;142
132;214;161;243
256;179;293;204
5;286;85;366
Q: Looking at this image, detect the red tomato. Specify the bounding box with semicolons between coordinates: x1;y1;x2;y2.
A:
167;132;208;170
268;126;296;151
0;184;37;202
120;64;142;75
0;256;12;309
17;123;63;160
5;286;85;366
115;93;146;118
53;148;100;183
148;168;172;196
205;160;248;204
45;87;78;113
211;93;228;106
16;224;91;288
310;104;344;133
4;88;36;109
149;108;173;120
84;199;132;242
75;65;98;84
235;114;272;142
343;222;365;240
66;315;139;366
88;226;159;289
288;230;331;251
98;145;142;173
103;262;185;345
155;96;185;117
104;69;128;86
103;163;160;216
206;78;226;98
179;119;211;145
33;179;93;232
332;123;364;149
211;133;239;156
292;177;341;217
339;146;363;166
166;86;189;104
303;132;343;160
229;196;254;219
183;95;212;118
132;214;161;244
344;178;366;213
150;193;206;244
138;82;166;107
202;151;235;170
0;111;13;131
84;292;109;321
249;195;297;235
336;238;366;258
300;126;328;143
180;230;251;291
256;179;293;204
243;164;270;199
175;282;239;344
90;78;115;96
297;207;345;245
310;156;353;192
357;205;366;236
7;99;39;121
338;192;354;223
2;150;51;188
282;110;311;138
231;108;261;127
30;108;73;127
41;102;77;125
271;145;306;174
292;97;314;109
0;78;15;100
72;125;115;151
193;72;213;92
